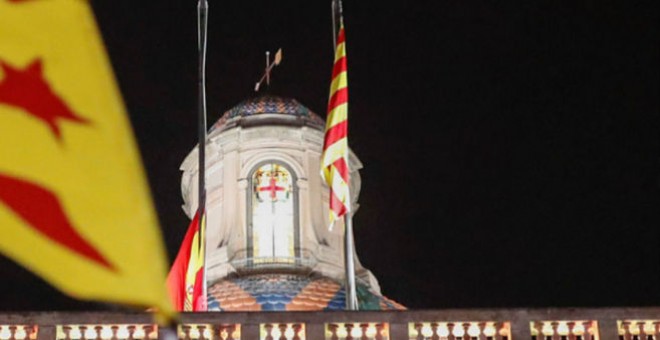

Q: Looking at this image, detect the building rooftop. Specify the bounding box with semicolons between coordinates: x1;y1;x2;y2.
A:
210;94;325;133
207;273;405;311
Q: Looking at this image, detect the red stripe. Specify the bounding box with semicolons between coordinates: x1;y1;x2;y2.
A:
331;56;347;80
327;86;348;113
329;188;347;217
323;120;347;148
324;157;350;218
332;158;349;183
337;27;345;45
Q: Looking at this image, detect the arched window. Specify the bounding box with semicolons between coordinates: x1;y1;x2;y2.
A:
247;161;299;263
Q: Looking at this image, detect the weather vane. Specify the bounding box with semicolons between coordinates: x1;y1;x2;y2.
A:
254;48;282;92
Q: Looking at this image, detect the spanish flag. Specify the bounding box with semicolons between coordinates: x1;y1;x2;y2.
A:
0;0;174;322
320;19;351;230
166;209;206;312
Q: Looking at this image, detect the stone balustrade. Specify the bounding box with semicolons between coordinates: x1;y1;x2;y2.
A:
0;307;658;340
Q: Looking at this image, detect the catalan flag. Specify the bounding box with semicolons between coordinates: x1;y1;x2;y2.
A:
320;19;350;229
0;0;174;322
167;209;207;311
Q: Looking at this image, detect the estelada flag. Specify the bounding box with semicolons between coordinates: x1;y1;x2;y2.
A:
166;209;206;311
0;0;174;322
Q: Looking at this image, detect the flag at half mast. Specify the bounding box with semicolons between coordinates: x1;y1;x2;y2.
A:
320;19;350;230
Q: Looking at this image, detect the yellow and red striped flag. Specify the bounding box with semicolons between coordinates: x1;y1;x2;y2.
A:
320;19;351;230
166;209;207;311
0;0;174;322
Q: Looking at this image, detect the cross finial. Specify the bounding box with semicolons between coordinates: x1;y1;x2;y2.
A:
254;48;283;92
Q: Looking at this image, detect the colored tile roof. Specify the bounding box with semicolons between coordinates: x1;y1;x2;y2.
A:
207;274;406;311
211;94;325;132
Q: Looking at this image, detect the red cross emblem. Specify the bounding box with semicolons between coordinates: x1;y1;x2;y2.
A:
258;174;286;200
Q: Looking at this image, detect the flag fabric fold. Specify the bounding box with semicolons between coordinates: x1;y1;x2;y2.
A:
320;19;351;230
0;0;174;322
166;209;206;311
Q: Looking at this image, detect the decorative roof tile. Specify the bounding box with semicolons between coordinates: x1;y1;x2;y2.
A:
210;94;325;132
207;274;406;311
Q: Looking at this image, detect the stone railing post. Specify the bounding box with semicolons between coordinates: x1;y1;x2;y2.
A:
389;321;408;340
598;319;619;340
36;325;55;340
510;313;530;340
305;322;324;340
241;322;260;340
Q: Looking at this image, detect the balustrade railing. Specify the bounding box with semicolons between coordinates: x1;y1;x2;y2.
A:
530;321;597;340
0;325;38;340
409;321;510;340
0;308;658;340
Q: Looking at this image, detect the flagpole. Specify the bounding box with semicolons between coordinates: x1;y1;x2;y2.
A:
330;0;358;311
343;214;358;310
331;0;338;48
196;0;209;311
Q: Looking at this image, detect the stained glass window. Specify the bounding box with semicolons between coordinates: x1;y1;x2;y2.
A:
249;162;295;261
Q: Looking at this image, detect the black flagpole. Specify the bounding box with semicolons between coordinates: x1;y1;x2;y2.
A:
197;0;209;310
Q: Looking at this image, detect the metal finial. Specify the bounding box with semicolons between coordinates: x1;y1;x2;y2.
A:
254;48;283;92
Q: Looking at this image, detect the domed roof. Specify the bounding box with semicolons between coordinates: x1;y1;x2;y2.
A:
207;273;406;311
210;94;325;132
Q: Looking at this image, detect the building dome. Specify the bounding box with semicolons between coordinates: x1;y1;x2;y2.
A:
181;92;405;312
210;94;325;133
207;273;405;311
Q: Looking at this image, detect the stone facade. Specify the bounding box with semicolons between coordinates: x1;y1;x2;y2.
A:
178;95;389;310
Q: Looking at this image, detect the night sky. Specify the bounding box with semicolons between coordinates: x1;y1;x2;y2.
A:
0;1;658;311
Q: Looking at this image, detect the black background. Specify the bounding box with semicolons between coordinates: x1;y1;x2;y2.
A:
0;0;658;311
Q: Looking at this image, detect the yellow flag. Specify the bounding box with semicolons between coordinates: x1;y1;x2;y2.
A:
0;0;174;322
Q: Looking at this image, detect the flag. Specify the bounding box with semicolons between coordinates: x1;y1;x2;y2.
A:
0;0;174;322
320;19;351;229
166;209;206;311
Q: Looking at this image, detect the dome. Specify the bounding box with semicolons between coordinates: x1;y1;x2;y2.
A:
207;274;406;311
210;94;325;132
186;93;397;312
